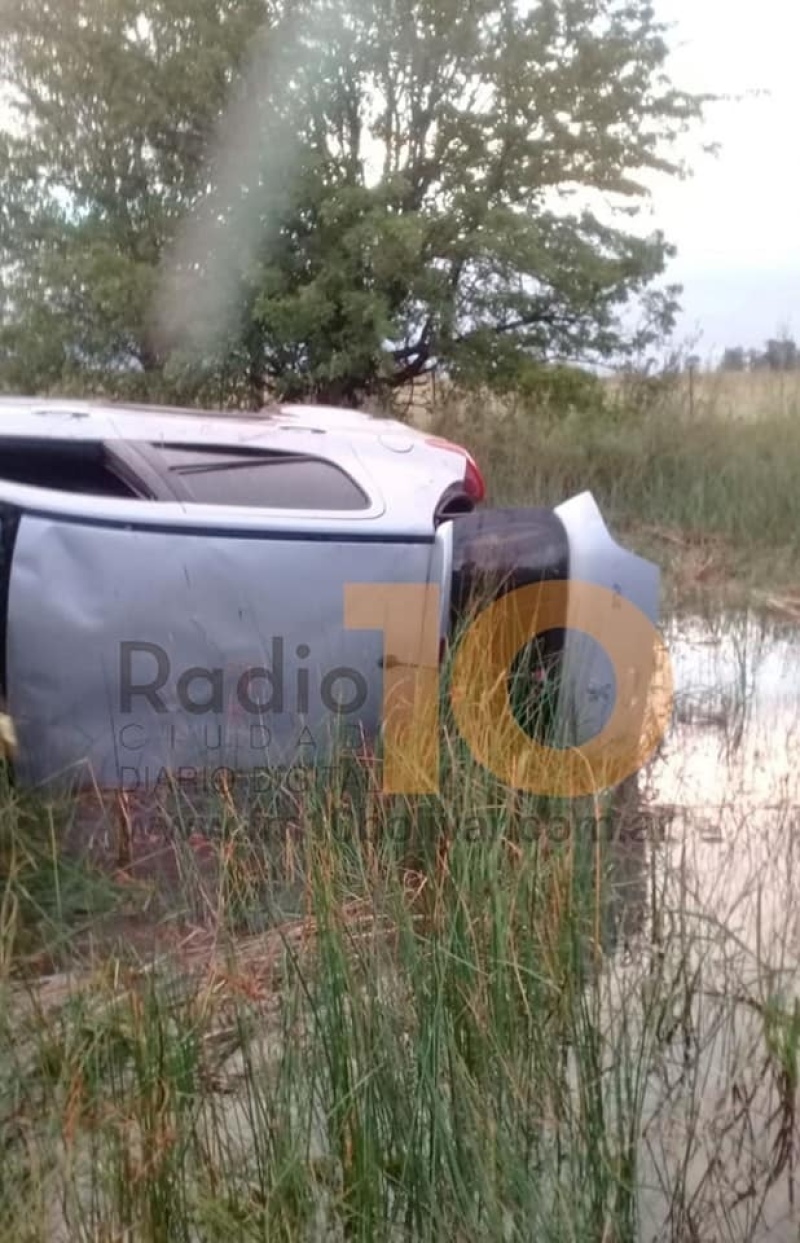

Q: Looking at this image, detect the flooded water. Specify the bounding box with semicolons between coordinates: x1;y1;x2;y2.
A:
644;610;800;959
613;610;800;1243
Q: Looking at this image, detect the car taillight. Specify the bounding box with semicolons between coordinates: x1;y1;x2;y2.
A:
424;436;486;503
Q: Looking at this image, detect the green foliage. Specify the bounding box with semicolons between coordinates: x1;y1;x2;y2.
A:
491;357;607;416
0;0;268;401
0;0;708;405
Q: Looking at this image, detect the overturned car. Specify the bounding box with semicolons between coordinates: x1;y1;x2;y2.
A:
0;397;662;797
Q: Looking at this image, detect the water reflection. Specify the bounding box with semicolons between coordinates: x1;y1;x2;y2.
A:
628;612;800;963
656;611;800;809
592;615;800;1240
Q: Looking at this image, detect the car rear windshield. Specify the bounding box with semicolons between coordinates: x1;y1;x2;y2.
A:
152;445;370;510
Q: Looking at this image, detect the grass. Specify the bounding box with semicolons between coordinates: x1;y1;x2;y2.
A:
0;753;638;1241
3;685;800;1240
0;771;654;1241
410;367;800;610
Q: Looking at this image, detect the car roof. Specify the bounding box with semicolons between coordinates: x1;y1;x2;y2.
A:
0;395;425;448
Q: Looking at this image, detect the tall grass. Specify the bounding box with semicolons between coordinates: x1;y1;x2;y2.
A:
0;763;605;1240
399;369;800;605
1;729;799;1241
426;386;800;555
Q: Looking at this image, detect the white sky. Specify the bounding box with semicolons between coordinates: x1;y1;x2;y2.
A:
641;0;800;355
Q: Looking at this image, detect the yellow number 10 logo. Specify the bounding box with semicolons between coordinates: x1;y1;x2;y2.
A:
344;580;673;798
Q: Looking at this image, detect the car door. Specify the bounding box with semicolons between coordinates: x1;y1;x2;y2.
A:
1;435;449;794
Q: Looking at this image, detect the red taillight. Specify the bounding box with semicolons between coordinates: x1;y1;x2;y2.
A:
424;436;486;503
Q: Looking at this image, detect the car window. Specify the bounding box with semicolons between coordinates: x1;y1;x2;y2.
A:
150;445;370;511
0;439;147;498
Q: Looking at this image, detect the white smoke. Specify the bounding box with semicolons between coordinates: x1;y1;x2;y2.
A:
153;0;355;364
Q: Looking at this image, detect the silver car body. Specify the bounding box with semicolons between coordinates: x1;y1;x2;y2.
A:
0;397;660;793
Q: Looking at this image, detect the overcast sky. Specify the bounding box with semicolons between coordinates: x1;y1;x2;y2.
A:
641;0;800;357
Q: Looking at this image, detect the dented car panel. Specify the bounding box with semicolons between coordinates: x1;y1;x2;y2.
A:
8;512;448;789
0;396;661;795
553;491;660;747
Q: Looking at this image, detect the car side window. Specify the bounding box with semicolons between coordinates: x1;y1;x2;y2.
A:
0;439;147;498
149;445;370;511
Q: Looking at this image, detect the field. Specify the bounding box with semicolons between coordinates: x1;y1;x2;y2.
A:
3;368;800;1241
402;366;800;611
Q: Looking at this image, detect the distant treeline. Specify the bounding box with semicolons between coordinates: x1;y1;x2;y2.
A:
718;338;800;373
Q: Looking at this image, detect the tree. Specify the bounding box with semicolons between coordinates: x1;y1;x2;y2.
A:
719;347;746;373
0;0;708;406
0;0;269;401
735;333;800;373
763;335;798;372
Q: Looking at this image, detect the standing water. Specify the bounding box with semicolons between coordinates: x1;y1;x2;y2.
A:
613;609;800;1241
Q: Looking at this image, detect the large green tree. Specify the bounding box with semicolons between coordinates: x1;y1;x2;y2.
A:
0;0;706;406
0;0;268;400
